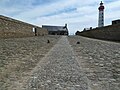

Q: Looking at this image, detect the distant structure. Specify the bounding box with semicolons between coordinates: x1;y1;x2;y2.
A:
98;1;105;27
76;2;120;41
112;19;120;25
42;24;69;35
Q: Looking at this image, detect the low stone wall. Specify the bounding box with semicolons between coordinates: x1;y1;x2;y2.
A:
77;24;120;41
0;15;48;38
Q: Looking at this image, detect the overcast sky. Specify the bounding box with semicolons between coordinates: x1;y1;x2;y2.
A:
0;0;120;35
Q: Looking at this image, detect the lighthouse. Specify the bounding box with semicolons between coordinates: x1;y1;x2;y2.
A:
98;1;105;27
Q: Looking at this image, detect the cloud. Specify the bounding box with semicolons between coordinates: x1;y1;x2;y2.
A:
0;0;120;34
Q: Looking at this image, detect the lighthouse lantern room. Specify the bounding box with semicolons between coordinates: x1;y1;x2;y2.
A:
98;1;105;27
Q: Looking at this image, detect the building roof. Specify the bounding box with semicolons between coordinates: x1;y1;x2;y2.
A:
42;25;68;31
112;19;120;22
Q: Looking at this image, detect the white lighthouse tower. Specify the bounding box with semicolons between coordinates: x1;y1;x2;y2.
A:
98;1;105;27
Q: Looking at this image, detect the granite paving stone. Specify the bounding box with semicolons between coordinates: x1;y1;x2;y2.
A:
25;36;89;90
0;35;60;90
1;35;120;90
68;36;120;90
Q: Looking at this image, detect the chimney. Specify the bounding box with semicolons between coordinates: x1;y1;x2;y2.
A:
65;24;67;28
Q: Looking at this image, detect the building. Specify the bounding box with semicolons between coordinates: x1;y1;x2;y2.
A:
98;1;105;27
42;24;69;35
75;1;120;41
112;19;120;25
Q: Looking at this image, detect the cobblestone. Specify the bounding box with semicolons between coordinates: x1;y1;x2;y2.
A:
25;36;88;90
1;35;120;90
0;35;60;90
68;36;120;90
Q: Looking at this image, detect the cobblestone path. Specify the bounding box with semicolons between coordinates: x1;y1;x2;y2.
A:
25;36;89;90
68;36;120;90
0;36;60;90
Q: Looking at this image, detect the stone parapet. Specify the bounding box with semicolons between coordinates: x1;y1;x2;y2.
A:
0;15;48;38
76;24;120;41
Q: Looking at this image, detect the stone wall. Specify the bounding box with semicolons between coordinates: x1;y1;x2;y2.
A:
0;15;48;38
76;24;120;41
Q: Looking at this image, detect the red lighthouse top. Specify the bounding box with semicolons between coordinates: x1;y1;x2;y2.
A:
98;1;104;11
